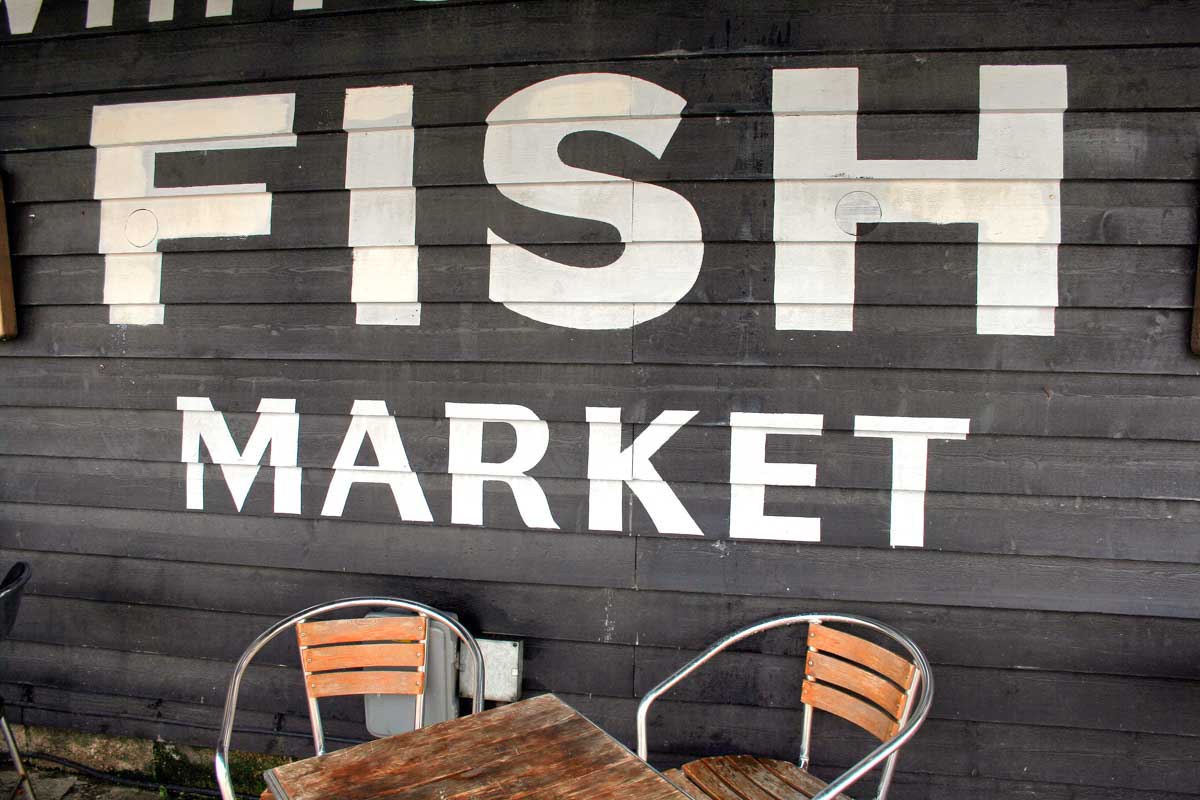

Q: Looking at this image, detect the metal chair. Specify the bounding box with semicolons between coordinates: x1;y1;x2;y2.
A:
0;562;35;800
215;597;485;800
636;614;933;800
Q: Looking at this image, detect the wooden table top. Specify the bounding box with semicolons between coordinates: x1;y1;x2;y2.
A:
264;694;692;799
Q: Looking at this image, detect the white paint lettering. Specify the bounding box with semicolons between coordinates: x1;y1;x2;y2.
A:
85;0;113;28
320;400;432;520
177;397;301;514
344;85;419;325
773;65;1066;335
446;403;558;530
854;415;970;547
2;0;43;34
729;412;824;542
484;73;703;329
91;94;297;324
207;0;234;17
586;407;702;535
148;0;174;22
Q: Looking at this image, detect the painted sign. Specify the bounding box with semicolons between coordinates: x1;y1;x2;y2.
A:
75;64;1069;548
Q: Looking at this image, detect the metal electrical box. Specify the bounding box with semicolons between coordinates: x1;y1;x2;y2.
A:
363;612;461;737
362;612;525;737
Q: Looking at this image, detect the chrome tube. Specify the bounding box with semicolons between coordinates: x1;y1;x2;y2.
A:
214;597;487;800
634;612;933;800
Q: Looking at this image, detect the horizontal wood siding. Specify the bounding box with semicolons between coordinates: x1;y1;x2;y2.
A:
1;3;1199;799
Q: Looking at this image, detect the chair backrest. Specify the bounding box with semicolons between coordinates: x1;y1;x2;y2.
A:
215;597;485;800
0;562;32;642
635;613;932;800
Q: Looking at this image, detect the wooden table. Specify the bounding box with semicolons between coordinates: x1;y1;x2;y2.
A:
263;694;692;799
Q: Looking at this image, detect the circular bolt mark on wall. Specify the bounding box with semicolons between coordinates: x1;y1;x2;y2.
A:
125;209;159;248
835;191;881;237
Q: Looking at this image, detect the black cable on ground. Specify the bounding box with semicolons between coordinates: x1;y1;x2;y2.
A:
7;751;259;800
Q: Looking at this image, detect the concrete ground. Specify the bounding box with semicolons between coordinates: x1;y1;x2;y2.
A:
1;767;170;800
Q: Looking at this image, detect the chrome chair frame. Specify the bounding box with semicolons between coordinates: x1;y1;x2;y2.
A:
0;562;35;800
635;613;934;800
215;597;485;800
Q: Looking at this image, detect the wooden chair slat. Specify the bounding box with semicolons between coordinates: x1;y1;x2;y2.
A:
722;755;818;799
681;759;752;800
306;669;423;699
801;681;898;742
260;791;275;800
756;758;854;800
302;642;425;673
805;651;906;719
296;615;426;646
697;756;791;800
807;625;916;689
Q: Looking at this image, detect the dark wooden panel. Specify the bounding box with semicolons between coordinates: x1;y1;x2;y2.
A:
4;2;1200;99
632;306;1199;376
0;0;275;41
5;546;646;645
11;408;1200;506
12;578;1200;681
8;358;1200;443
0;304;633;365
634;698;1200;798
634;536;1200;618
5;449;1200;564
3;110;1197;205
8;181;1197;257
633;648;1200;736
4;49;1200;155
15;244;1199;313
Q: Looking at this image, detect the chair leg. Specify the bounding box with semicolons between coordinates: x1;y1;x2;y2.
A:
0;714;36;800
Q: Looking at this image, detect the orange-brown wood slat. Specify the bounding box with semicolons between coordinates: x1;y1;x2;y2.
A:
684;756;787;799
757;758;854;800
807;625;916;689
805;651;906;719
0;179;16;339
306;669;423;698
679;760;750;800
303;642;425;673
801;681;898;742
296;616;427;646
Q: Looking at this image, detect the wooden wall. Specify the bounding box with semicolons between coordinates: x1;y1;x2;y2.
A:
1;1;1199;797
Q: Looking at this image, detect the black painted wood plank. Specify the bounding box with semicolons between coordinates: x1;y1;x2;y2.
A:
633;648;1200;737
631;305;1199;376
0;304;1196;377
4;48;1200;154
9;565;1200;682
9;181;1195;259
9;358;1200;443
634;536;1200;619
5;448;1200;564
13;244;1200;312
633;698;1200;797
3;110;1197;205
0;0;275;41
0;304;634;365
4;1;1200;100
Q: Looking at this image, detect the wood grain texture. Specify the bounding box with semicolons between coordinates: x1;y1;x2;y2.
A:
302;643;426;672
806;625;916;690
265;694;688;800
304;670;423;699
298;617;426;647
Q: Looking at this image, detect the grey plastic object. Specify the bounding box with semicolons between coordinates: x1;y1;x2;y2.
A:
364;610;460;736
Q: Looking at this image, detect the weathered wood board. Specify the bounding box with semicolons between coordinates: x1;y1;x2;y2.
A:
2;3;1200;799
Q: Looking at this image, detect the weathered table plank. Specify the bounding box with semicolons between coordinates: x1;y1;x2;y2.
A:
264;694;690;800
